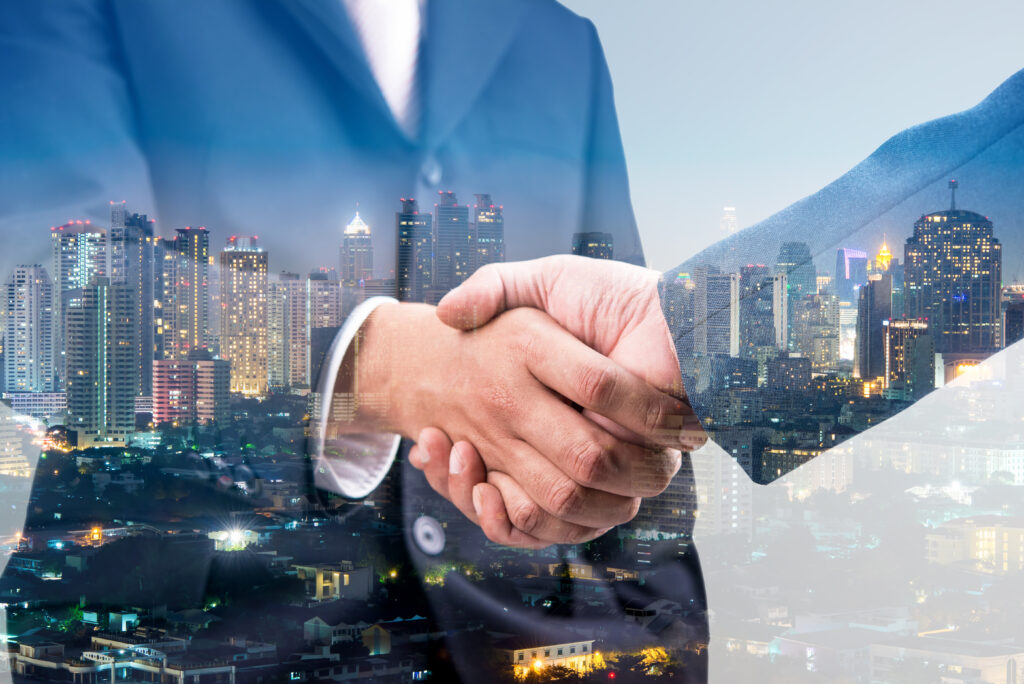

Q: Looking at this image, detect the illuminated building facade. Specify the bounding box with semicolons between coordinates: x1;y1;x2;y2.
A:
570;231;613;260
162;226;211;359
152;353;229;425
340;211;374;285
108;203;157;397
473;193;505;269
50;219;106;386
882;318;934;401
219;236;268;397
904;190;1002;353
3;265;55;393
396;197;433;302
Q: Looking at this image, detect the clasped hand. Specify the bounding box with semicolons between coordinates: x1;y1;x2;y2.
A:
346;255;706;548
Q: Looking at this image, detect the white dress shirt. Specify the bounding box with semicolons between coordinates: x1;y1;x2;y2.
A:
312;1;425;500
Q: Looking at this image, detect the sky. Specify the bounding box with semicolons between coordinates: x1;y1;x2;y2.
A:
563;0;1024;271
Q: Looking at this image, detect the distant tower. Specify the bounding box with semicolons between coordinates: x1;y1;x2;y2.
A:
163;227;212;359
571;232;614;260
433;191;472;292
720;206;738;236
949;178;958;210
854;274;892;380
472;194;505;270
2;265;55;393
396;198;433;303
220;236;269;397
340;210;374;285
834;248;869;304
904;184;1002;352
50;219;106;387
108;203;157;397
875;236;892;272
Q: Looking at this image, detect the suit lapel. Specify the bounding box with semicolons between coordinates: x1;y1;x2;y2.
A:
419;0;528;148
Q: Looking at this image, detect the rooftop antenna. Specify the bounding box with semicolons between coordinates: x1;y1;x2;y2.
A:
949;179;958;211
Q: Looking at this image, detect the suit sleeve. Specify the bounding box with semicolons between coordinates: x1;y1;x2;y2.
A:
657;70;1024;484
578;20;644;268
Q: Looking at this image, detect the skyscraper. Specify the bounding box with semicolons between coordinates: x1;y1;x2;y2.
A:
340;211;374;285
883;319;935;401
65;279;137;447
775;242;817;299
50;219;106;387
738;265;787;357
904;185;1002;353
2;265;55;393
571;232;614;260
854;274;892;381
396;198;433;303
220;236;269;397
693;267;739;357
720;206;738;236
108;203;157;397
1006;287;1024;348
307;269;344;329
472;194;505;269
433;191;472;292
268;271;309;390
790;293;841;371
162;227;211;359
834;247;869;304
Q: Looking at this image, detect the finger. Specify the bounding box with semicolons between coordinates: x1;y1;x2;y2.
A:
480;471;615;545
472;482;551;550
436;260;548;330
514;391;682;497
447;441;487;524
525;326;695;449
485;440;641;530
412;427;454;502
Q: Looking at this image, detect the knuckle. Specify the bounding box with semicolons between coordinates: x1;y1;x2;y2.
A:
643;400;668;436
547;479;586;519
624;497;642;523
509;500;544;537
577;364;617;407
565;438;608;486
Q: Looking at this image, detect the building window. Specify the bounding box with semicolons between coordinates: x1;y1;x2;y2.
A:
544;650;550;657
558;649;563;656
518;654;523;661
570;647;576;654
583;645;588;653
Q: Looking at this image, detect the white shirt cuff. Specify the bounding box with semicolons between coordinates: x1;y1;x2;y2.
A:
311;296;401;500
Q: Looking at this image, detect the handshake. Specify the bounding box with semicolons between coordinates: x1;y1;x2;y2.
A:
339;255;707;549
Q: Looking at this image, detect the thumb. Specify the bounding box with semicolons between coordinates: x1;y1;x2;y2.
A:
437;262;545;330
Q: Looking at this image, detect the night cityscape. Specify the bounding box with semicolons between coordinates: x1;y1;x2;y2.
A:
0;180;1022;683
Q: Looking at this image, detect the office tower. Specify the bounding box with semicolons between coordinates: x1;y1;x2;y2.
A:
883;319;935;401
854;274;892;380
162;227;211;359
904;184;1002;353
775;242;816;298
396;198;433;303
433;190;472;292
340;211;374;285
570;232;614;260
308;269;344;329
268;272;308;390
693;267;739;356
720;206;738;236
107;203;157;396
834;247;868;304
790;293;841;371
738;265;787;357
152;352;229;425
220;236;268;397
472;194;505;269
663;272;697;358
874;238;893;273
65;279;137;447
2;265;55;393
50;219;106;386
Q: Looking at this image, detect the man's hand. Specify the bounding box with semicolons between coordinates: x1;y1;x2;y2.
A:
340;302;689;548
410;256;707;546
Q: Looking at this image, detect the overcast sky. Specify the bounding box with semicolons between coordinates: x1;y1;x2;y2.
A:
563;0;1024;271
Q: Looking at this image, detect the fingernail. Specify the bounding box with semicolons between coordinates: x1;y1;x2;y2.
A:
449;445;464;475
415;447;430;465
471;485;484;517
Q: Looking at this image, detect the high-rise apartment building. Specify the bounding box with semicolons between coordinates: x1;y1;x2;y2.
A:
162;227;212;359
50;220;106;386
2;265;55;393
904;188;1002;353
882;319;935;401
65;279;137;447
396;198;433;303
108;203;157;396
340;211;374;285
220;236;268;397
268;272;309;390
